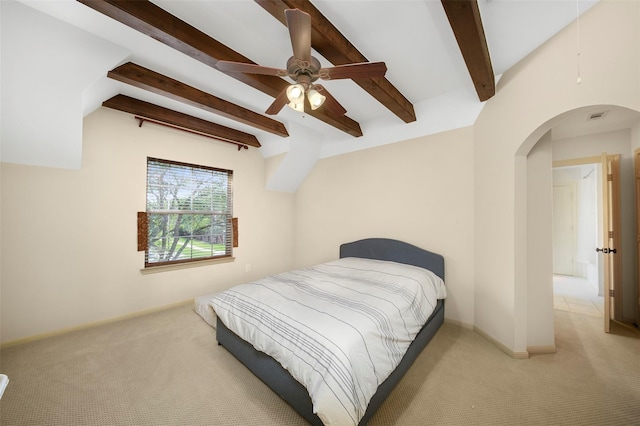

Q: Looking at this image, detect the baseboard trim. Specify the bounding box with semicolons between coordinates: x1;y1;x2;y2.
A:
444;319;531;359
444;318;474;330
473;326;530;359
527;345;557;354
0;299;194;348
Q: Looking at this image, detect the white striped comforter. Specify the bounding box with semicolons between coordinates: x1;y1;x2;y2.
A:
210;257;446;426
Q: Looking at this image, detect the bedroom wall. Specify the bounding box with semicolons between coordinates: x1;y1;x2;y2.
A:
293;126;476;328
0;107;295;344
526;133;554;350
474;0;640;353
633;122;640;325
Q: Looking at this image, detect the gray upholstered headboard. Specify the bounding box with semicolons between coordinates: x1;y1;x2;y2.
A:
339;238;445;281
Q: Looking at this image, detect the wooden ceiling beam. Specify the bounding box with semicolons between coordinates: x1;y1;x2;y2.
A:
441;0;495;102
108;62;289;138
103;95;261;147
256;0;417;124
77;0;362;137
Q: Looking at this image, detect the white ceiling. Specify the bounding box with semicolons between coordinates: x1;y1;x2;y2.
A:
5;0;631;174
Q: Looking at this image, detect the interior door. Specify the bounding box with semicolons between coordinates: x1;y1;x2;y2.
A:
600;153;622;333
635;148;640;326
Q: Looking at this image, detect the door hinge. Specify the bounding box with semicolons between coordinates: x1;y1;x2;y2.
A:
609;289;615;297
607;173;613;181
609;231;614;239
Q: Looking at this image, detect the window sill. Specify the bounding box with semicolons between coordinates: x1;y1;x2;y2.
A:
140;256;235;274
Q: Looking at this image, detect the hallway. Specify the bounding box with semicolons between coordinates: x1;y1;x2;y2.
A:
553;275;604;317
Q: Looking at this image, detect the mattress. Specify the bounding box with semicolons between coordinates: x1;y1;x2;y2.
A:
194;293;217;328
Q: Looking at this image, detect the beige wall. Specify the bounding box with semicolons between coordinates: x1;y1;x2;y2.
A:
634;122;640;325
475;0;640;353
294;127;476;327
0;108;295;344
526;133;555;349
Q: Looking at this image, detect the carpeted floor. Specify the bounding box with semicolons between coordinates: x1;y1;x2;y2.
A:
1;303;638;425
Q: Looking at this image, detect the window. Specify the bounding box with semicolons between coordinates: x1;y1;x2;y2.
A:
143;157;233;267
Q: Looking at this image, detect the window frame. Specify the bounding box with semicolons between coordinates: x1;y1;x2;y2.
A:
142;157;234;268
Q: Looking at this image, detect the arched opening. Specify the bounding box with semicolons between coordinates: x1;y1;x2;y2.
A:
516;104;640;351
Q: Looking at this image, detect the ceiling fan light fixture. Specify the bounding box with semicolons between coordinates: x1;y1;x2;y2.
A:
307;88;326;110
286;84;305;103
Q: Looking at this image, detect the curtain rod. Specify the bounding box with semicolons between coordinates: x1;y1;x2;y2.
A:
135;116;249;151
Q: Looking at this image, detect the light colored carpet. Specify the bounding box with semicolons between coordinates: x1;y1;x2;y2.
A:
1;304;638;425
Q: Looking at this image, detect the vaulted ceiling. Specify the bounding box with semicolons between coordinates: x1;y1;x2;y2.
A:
2;0;600;179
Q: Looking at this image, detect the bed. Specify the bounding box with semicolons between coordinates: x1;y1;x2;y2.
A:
197;238;445;425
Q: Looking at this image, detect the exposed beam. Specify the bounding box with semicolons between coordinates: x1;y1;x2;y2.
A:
108;62;288;138
256;0;416;124
103;94;262;148
441;0;495;102
77;0;362;137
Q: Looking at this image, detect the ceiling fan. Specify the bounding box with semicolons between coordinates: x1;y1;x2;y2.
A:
215;8;387;117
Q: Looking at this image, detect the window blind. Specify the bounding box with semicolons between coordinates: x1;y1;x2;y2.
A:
145;157;233;266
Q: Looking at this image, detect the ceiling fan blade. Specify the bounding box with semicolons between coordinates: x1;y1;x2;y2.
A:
285;9;311;62
314;85;347;117
216;61;286;77
265;88;290;115
319;62;387;80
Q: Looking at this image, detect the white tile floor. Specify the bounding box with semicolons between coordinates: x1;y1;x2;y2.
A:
553;275;604;317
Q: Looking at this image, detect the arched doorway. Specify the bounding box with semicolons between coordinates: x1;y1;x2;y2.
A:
517;105;640;351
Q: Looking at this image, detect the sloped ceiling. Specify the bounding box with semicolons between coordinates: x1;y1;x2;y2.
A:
1;0;600;190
